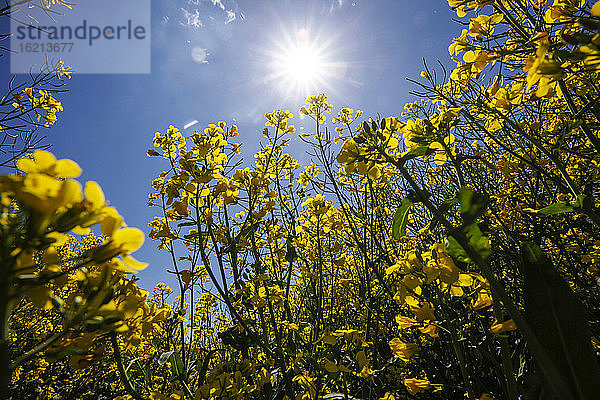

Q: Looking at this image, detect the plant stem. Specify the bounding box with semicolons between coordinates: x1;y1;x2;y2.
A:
110;332;148;400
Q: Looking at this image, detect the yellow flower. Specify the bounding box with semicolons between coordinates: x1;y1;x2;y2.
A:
301;194;331;216
13;174;82;216
449;29;470;56
17;150;81;178
91;227;147;271
468;14;503;37
404;377;430;394
395;315;417;329
389;338;420;361
429;133;455;165
490;319;517;337
472;288;493;309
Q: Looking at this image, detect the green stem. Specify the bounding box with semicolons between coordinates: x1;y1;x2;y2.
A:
9;331;63;371
448;320;475;398
489;284;519;400
110;332;148;400
558;80;600;154
388;156;576;399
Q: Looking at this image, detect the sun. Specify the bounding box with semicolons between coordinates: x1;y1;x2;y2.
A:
264;26;344;99
275;42;325;88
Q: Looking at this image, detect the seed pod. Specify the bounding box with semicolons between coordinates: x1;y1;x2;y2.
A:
362;121;370;133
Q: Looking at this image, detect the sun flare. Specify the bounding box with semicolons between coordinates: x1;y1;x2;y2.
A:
276;43;325;87
265;26;343;98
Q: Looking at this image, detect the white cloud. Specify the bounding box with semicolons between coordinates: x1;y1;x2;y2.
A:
181;8;203;28
225;9;235;24
191;47;209;64
211;0;225;10
180;1;238;28
327;0;343;13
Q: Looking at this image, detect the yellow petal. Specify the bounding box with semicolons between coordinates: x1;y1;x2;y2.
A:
450;285;464;297
121;254;148;271
72;226;91;235
16;157;37;173
472;290;493;309
439;258;460;284
395;315;417;329
458;273;474;286
19;173;61;212
434;153;448;165
418;322;438;338
47;231;68;246
100;207;124;236
33;150;56;170
463;50;477;63
389;338;420;361
490;319;517;336
356;350;368;369
112;227;145;253
405;294;420;308
58;179;83;207
387;137;399;149
429;142;443;151
411;302;436;321
85;181;105;209
323;359;340;373
54;159;82;178
593;1;600;17
404;378;430;395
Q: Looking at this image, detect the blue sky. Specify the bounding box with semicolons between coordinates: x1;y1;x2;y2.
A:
2;0;459;289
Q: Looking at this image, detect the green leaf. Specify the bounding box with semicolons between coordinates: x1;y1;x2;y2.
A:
285;236;298;263
168;351;185;381
520;242;600;399
446;234;471;263
143;359;152;386
240;221;261;239
183;231;209;240
177;221;197;227
348;207;364;219
447;224;490;263
392;198;413;239
464;223;490;260
398;146;435;164
196;349;219;385
525;195;586;216
458;188;487;224
537;202;574;215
